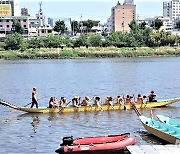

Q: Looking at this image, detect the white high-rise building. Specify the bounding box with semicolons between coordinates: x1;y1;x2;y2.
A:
163;0;180;21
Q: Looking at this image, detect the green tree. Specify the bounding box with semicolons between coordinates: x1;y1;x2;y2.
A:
106;32;130;47
71;20;80;34
53;20;67;34
87;34;102;47
28;37;44;49
151;18;163;30
82;19;96;32
13;20;24;34
5;33;24;50
139;21;147;30
73;35;88;47
129;20;139;32
43;35;61;48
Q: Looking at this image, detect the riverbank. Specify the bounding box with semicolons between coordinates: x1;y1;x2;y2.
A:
1;46;180;60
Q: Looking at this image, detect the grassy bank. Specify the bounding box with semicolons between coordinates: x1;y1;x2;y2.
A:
1;46;180;60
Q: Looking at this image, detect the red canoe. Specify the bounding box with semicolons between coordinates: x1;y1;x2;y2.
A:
55;133;135;153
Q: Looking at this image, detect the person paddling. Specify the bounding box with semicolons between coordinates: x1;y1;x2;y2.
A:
31;87;38;108
59;97;67;107
72;96;80;107
148;91;157;102
137;94;143;104
81;96;90;106
94;97;101;107
116;96;124;105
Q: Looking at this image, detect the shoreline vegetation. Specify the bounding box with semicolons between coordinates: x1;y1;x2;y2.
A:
0;46;180;60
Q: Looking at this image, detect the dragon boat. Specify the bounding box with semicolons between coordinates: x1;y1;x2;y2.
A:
0;97;180;114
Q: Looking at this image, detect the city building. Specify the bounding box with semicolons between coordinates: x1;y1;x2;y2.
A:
110;1;136;32
0;0;20;16
137;16;173;32
0;16;28;34
0;1;53;38
163;0;180;22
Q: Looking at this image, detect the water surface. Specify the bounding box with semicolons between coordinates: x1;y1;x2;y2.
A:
0;58;180;153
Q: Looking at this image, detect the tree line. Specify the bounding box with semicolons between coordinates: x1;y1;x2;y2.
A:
3;19;180;50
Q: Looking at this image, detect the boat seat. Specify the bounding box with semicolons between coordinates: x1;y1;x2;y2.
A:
158;128;167;132
168;131;176;134
153;126;159;129
171;124;179;127
174;134;180;137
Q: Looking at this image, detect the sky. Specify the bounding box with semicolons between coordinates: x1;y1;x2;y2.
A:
18;0;165;23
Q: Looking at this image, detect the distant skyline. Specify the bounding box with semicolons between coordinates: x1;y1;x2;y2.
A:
19;0;164;23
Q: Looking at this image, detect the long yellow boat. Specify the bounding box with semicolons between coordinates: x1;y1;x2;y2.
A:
0;97;180;114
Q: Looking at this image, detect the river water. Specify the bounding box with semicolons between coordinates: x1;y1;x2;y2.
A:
0;58;180;153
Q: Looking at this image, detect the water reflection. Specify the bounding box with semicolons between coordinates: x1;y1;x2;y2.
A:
31;115;40;133
48;113;58;122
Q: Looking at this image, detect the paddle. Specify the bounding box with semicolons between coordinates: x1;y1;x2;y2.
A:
131;102;142;116
24;95;48;107
123;95;126;110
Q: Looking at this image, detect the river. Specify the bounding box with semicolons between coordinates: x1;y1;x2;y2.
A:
0;58;180;153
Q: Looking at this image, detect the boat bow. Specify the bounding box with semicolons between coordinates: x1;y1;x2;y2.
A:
0;99;19;110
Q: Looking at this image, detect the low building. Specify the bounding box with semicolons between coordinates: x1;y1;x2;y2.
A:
0;16;28;34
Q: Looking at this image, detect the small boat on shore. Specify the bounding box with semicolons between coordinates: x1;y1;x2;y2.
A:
1;97;180;113
55;133;135;153
157;115;180;129
139;116;180;144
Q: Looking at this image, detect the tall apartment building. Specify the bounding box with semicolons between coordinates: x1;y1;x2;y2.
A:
110;1;136;32
0;0;19;16
163;0;180;22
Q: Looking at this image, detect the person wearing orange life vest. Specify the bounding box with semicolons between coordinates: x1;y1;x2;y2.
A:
59;97;67;107
126;95;132;104
105;96;113;105
148;91;157;102
81;96;90;106
137;94;143;104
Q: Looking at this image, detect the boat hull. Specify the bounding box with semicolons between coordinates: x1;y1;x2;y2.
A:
55;137;135;153
73;133;129;145
140;116;180;144
1;97;180;113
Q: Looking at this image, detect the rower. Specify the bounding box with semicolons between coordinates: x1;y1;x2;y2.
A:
116;96;124;104
72;96;80;107
137;94;143;104
94;97;101;107
125;95;132;104
81;96;90;106
49;97;57;108
142;95;147;104
59;97;67;107
105;96;113;105
148;91;157;102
